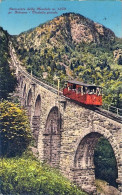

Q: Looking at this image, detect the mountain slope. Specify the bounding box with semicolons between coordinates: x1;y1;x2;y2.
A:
17;12;115;48
12;12;122;107
0;27;17;99
13;12;117;77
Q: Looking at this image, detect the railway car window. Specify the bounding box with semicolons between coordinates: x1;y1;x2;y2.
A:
76;87;80;94
71;84;76;92
96;88;102;95
78;87;81;93
73;84;76;89
87;88;90;94
88;87;96;94
69;85;72;90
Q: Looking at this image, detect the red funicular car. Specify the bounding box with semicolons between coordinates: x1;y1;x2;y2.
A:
63;80;102;106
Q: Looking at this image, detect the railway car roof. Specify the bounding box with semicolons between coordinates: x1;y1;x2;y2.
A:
68;80;101;88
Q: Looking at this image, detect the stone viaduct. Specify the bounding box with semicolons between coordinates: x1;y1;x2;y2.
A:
10;44;122;194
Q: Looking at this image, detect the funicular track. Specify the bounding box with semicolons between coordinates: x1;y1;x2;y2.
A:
93;106;122;124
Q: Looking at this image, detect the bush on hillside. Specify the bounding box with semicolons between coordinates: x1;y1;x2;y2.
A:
0;152;87;195
0;101;31;157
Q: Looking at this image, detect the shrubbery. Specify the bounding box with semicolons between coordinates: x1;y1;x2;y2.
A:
0;152;87;195
0;101;31;157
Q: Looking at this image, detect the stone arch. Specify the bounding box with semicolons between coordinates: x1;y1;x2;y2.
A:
23;84;26;97
43;106;62;167
73;124;120;170
34;95;41;116
18;75;22;85
32;95;41;147
22;84;26;106
27;88;32;118
74;132;102;169
20;78;23;89
73;131;119;194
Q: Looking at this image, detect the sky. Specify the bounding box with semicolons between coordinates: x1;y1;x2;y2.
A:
0;0;121;37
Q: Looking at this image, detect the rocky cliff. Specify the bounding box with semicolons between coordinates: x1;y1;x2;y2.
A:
16;12;115;50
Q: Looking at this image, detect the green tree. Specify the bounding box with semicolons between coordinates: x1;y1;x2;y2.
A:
94;137;118;187
0;101;31;157
0;27;17;99
0;59;17;99
118;56;122;65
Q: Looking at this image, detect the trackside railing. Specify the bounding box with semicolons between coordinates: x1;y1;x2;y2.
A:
102;104;122;116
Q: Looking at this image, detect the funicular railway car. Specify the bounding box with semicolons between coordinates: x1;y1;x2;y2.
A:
63;80;102;106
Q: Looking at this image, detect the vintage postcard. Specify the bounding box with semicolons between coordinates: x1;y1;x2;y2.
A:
0;0;121;194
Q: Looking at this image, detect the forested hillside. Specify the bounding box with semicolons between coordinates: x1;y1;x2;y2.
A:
12;13;122;107
0;27;17;99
